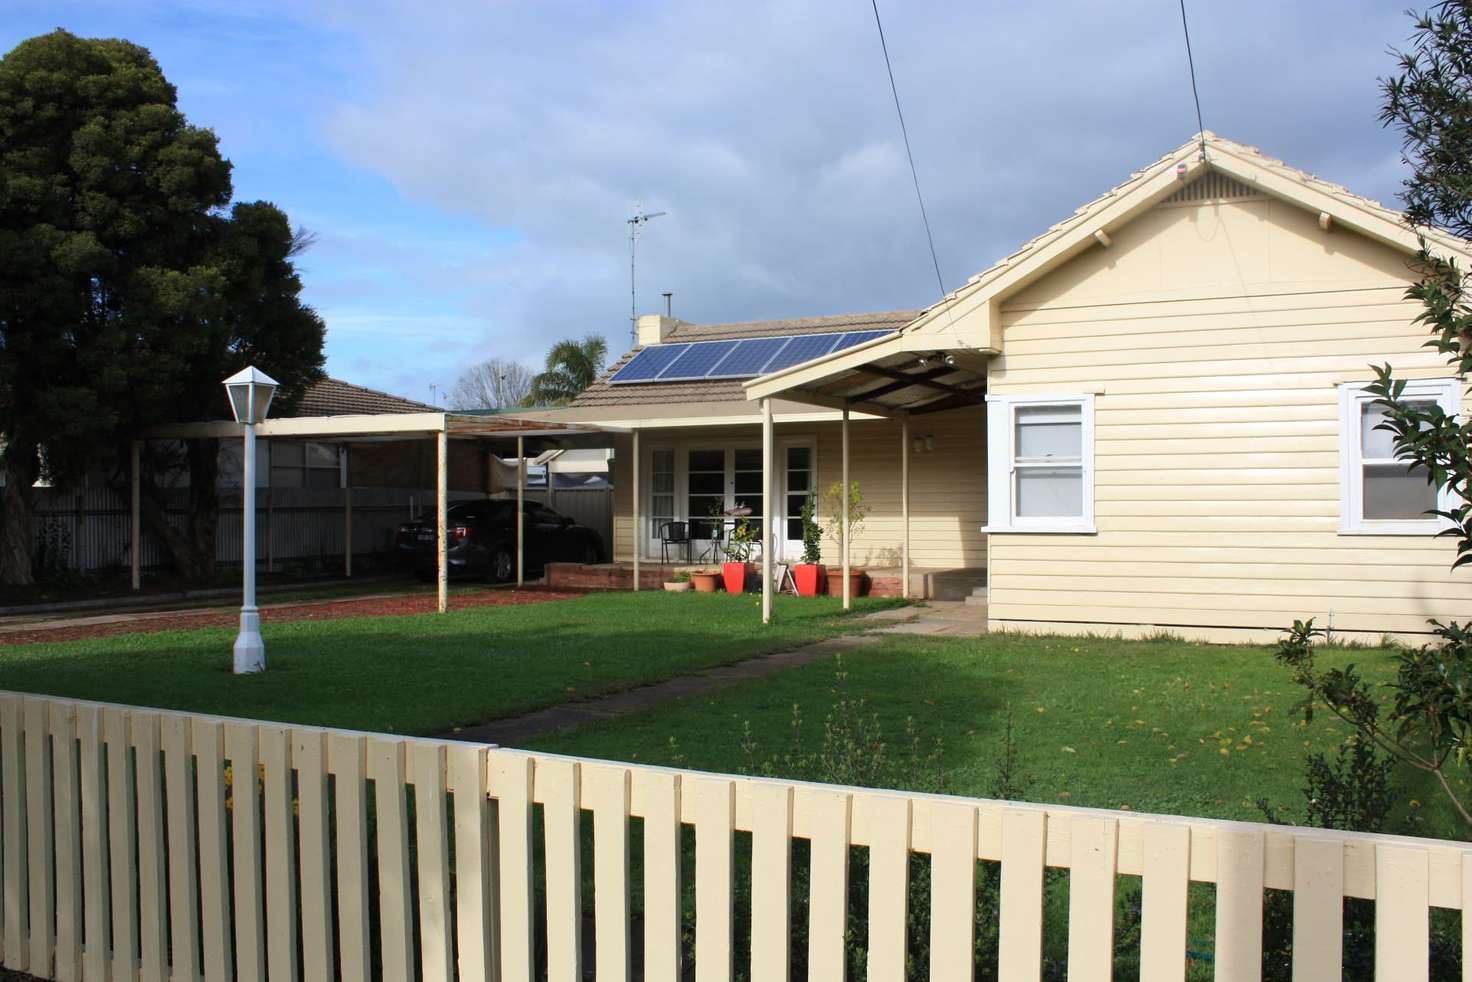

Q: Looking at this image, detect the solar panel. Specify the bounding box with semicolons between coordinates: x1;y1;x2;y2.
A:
608;344;690;383
760;333;844;373
706;337;792;378
833;329;891;351
656;339;740;380
607;328;897;385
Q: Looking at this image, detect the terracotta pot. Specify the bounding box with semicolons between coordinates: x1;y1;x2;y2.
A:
722;561;754;594
663;581;692;592
826;569;868;598
794;563;826;597
689;572;720;593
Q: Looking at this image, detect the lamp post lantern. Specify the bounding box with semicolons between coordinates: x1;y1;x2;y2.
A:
223;366;278;674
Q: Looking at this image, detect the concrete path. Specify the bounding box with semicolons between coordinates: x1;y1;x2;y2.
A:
447;600;987;745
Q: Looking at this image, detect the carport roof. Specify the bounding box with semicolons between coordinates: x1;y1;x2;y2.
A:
138;411;621;452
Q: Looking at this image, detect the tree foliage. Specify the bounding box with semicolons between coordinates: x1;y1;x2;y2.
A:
1278;2;1472;829
525;334;607;405
448;357;533;409
0;30;325;583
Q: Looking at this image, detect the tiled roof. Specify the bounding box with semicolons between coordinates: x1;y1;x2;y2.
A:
291;377;438;417
571;309;919;408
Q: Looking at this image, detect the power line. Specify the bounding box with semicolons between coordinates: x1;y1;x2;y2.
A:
1178;0;1208;160
869;0;953;314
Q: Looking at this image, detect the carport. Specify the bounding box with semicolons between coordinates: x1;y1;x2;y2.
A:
134;412;621;612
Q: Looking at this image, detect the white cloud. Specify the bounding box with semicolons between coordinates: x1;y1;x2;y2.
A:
290;0;1415;375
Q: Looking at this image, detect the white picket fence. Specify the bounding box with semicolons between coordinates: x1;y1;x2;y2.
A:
2;689;1470;982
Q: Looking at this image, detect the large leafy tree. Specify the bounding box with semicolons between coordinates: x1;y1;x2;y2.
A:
1278;1;1472;828
525;334;608;405
0;30;324;584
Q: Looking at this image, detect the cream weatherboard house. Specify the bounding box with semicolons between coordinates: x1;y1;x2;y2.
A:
537;132;1471;643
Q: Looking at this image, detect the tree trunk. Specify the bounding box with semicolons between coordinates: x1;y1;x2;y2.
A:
137;438;221;583
0;443;38;586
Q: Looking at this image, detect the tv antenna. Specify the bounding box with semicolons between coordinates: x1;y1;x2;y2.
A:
627;207;667;344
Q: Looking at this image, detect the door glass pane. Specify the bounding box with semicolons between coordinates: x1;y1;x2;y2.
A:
306;467;338;489
1015;466;1083;518
688;449;725;539
732;448;762;533
1363;463;1435;520
650;449;675;540
785;446;814;544
270;466;303;488
273;440;305;466
307;442;339;468
1015;405;1081;459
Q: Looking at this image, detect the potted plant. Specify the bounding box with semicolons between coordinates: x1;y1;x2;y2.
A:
688;569;721;593
793;495;826;596
820;480;870;598
721;513;758;594
663;570;692;593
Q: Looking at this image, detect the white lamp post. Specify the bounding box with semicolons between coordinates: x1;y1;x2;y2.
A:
223;366;278;674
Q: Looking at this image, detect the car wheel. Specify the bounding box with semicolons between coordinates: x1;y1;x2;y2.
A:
490;548;514;583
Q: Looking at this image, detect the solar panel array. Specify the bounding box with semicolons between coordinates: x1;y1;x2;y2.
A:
609;329;892;385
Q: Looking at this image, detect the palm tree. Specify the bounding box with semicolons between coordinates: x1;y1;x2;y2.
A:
525;334;609;405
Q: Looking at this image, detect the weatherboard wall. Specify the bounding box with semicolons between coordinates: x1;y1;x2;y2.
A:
986;191;1470;642
609;405;987;571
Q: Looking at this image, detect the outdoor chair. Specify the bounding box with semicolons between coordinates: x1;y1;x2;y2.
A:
659;521;691;563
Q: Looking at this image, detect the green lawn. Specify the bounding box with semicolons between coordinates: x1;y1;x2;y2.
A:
529;630;1462;838
0;592;898;735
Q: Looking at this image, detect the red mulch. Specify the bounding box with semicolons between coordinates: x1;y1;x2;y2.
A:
0;587;584;646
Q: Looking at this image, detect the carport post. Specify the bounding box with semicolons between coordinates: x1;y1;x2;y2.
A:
343;447;352;578
631;428;640;591
436;425;448;614
516;435;525;587
761;397;773;625
901;412;910;599
841;406;851;611
131;440;141;590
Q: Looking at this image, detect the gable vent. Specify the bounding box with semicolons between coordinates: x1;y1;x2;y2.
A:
1161;169;1264;206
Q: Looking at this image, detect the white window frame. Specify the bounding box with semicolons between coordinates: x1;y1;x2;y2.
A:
984;393;1096;534
1339;377;1460;535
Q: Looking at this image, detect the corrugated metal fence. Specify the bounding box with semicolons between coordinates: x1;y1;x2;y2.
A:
31;485;613;574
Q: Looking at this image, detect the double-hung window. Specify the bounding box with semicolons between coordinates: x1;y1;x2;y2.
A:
1339;378;1459;534
986;394;1095;533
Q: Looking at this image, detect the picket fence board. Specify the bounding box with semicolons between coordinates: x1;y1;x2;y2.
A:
24;700;53;978
162;713;201;982
102;709;136;982
78;705;107;982
749;782;793;982
999;809;1047;979
541;757;582;982
866;794;911;982
638;769;682;982
328;733;372;982
1215;828;1266;982
294;729;334;982
1292;835;1344;982
694;776;735;982
48;704;81;982
369;737;413;982
929;801;978;982
588;764;632;982
1;695;26;973
490;751;535;982
805;788;850;982
448;744;495;982
1377;845;1430;982
227;722;266;982
193;718;233;982
132;713;168;982
1140;820;1191;982
412;742;453;982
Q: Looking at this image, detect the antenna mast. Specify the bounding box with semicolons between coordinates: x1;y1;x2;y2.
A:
628;207;667;344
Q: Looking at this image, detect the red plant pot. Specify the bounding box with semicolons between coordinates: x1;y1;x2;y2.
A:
722;561;753;594
794;563;826;597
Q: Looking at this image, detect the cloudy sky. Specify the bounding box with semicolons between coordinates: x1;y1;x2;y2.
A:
4;1;1419;404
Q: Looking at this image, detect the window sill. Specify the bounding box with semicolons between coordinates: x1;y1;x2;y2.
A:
1338;524;1445;537
981;525;1098;535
